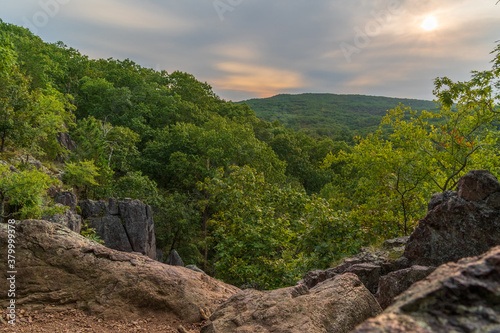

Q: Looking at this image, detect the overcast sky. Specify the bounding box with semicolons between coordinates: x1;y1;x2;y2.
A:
1;0;499;101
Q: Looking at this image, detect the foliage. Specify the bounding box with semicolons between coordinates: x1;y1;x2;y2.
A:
0;164;59;219
80;220;104;244
63;160;100;198
112;171;160;205
199;166;368;289
242;93;437;141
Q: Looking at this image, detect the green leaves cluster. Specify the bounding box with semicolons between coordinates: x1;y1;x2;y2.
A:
0;164;60;219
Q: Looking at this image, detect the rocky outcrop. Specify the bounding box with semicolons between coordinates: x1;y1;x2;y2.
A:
353;245;500;332
43;191;82;233
375;265;435;309
202;273;382;333
298;245;409;292
43;206;82;233
297;238;436;311
80;198;156;259
0;220;239;322
404;170;500;266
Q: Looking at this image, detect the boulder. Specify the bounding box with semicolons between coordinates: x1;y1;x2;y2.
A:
202;273;382;333
0;220;239;322
165;249;185;267
353;246;500;332
375;265;435;309
80;198;156;259
404;170;500;266
298;245;409;291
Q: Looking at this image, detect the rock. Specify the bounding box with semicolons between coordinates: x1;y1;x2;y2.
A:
89;215;133;252
404;170;500;266
375;265;435;309
382;236;409;250
353;246;500;332
456;169;500;202
186;265;205;274
80;198;156;259
166;249;185;267
80;199;107;218
43;204;82;234
0;220;239;322
202;273;382;333
346;263;382;294
298;245;408;291
54;191;78;211
44;191;82;233
118;199;155;259
156;248;164;262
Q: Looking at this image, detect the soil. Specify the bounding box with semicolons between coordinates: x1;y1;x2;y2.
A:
0;308;205;333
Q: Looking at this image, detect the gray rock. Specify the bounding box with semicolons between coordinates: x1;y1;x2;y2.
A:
79;198;156;259
118;199;156;259
353;246;500;332
375;265;435;309
346;263;382;294
186;265;205;274
405;170;500;267
165;249;184;267
382;236;409;250
43;205;82;234
298;245;409;291
88;215;133;252
54;191;78;211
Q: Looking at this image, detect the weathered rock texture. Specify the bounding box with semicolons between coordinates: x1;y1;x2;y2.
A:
299;245;409;292
80;198;156;259
43;191;82;233
353;245;500;332
375;265;435;309
202;273;382;333
298;238;436;311
405;170;500;267
0;220;239;322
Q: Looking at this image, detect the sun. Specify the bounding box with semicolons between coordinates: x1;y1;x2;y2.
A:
421;16;438;31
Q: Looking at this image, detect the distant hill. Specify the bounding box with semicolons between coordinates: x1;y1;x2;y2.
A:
241;93;437;141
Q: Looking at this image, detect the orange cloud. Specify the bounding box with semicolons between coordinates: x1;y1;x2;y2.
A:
212;62;304;97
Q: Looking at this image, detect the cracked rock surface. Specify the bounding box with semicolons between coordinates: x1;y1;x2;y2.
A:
0;220;239;323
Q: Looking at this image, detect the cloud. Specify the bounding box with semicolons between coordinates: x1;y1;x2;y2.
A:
211;62;304;97
1;0;498;102
63;0;194;32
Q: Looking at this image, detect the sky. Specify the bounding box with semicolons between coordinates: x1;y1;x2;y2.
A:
1;0;499;101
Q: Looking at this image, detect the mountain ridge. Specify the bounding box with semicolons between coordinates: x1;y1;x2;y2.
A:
240;93;437;140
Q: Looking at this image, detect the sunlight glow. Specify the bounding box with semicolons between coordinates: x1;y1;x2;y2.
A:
421;16;438;31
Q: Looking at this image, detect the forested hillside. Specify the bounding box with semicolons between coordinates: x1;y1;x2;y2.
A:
1;20;499;290
242;93;437;140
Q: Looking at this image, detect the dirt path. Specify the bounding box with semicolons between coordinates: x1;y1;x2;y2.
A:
1;309;205;333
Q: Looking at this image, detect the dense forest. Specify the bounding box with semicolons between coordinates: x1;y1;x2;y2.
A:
242;93;437;141
1;20;499;289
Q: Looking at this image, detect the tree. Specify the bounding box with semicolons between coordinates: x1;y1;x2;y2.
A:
63;160;100;199
0;164;60;219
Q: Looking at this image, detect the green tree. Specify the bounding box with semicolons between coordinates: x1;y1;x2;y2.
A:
0;164;60;219
63;160;100;198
